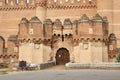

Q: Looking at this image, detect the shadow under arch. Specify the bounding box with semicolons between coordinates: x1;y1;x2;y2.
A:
55;48;70;65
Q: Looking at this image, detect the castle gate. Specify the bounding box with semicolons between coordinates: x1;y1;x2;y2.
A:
56;48;70;65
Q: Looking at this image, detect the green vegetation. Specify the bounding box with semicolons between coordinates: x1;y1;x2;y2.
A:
117;54;120;62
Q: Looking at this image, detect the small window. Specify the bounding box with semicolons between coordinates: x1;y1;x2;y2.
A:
29;28;34;35
89;28;93;34
14;47;18;53
109;45;113;50
83;43;89;50
53;25;57;29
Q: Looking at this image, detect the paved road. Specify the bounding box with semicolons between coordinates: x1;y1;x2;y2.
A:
0;69;120;80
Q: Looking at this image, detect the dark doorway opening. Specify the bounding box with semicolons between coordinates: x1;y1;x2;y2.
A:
56;48;70;65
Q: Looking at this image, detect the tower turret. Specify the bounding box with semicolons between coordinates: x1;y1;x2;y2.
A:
29;16;43;39
92;13;103;38
43;19;53;39
78;14;90;38
108;33;118;62
18;18;29;39
63;18;72;36
53;19;62;36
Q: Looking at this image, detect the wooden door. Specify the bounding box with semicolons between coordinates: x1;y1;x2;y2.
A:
56;48;70;65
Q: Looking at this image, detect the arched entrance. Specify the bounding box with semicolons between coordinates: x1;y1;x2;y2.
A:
56;48;70;65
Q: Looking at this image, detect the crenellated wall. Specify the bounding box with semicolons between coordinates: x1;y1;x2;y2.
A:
0;0;35;9
0;0;47;9
0;0;97;8
47;0;97;9
46;0;97;21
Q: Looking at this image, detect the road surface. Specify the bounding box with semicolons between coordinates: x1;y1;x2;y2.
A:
0;69;120;80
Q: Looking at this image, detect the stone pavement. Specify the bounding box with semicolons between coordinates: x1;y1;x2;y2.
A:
0;69;120;80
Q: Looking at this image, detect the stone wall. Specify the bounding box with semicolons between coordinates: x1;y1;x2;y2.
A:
72;41;108;63
19;42;52;64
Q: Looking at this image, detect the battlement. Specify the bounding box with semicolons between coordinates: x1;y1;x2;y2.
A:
47;0;97;9
0;0;97;10
0;0;46;10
